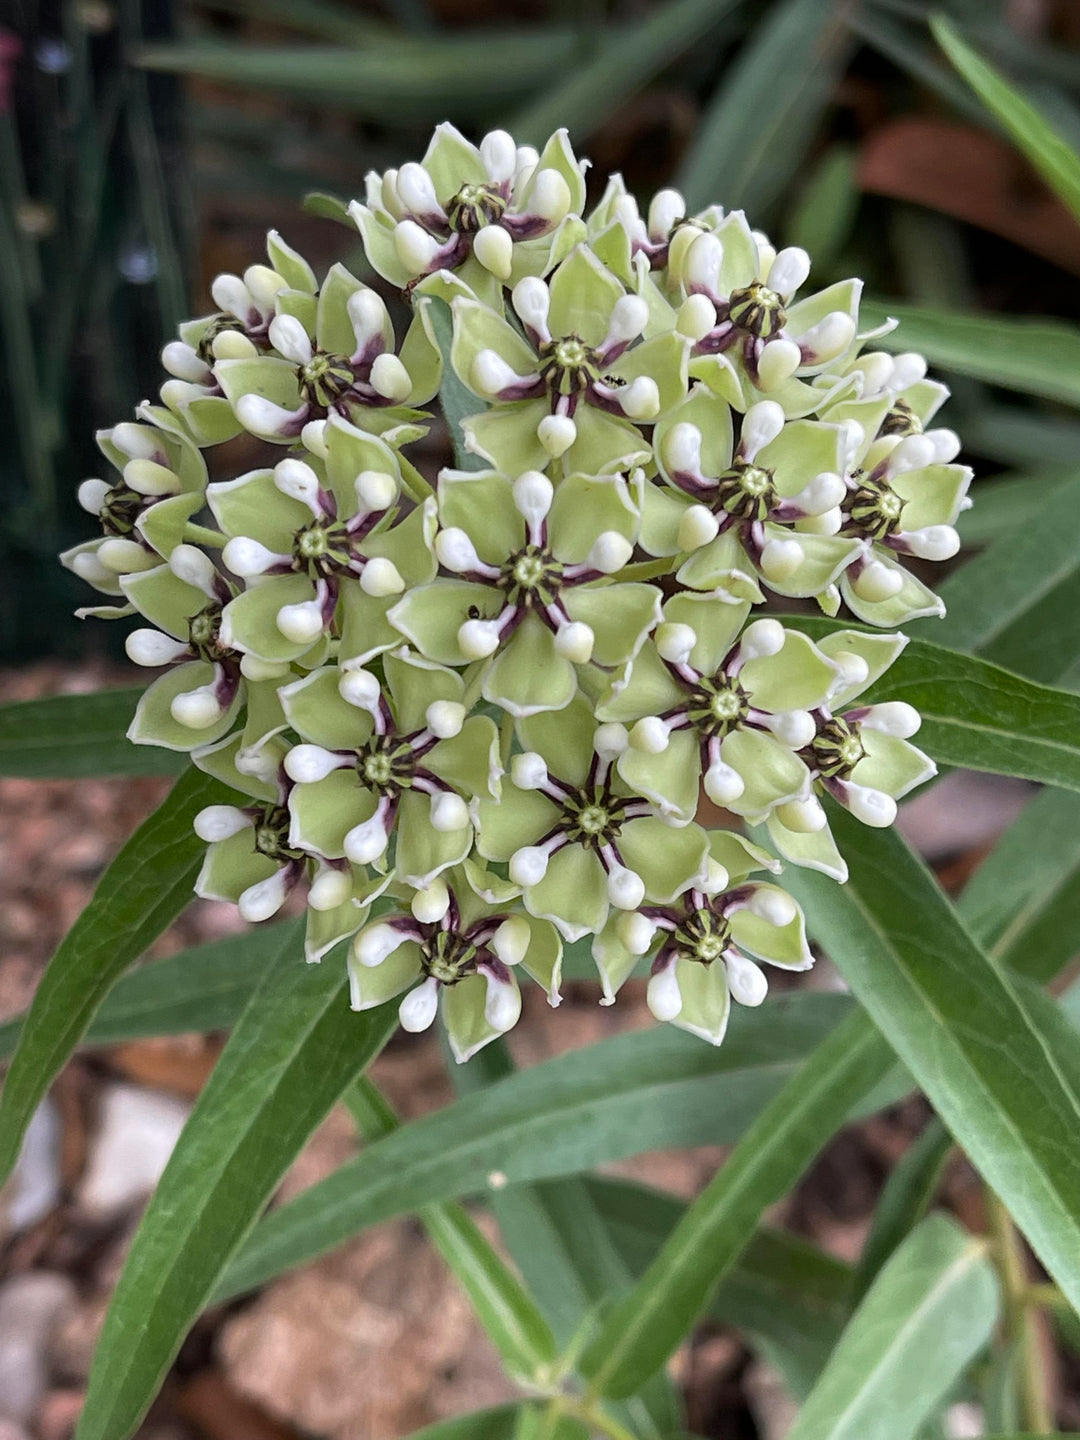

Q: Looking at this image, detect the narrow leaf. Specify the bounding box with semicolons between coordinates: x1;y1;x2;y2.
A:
402;1408;533;1440
0;766;222;1186
933;16;1080;225
0;686;184;778
783;816;1080;1319
785;1217;999;1440
852;1120;952;1301
216;993;903;1302
578;1009;896;1399
506;0;742;148
75;929;396;1440
857;300;1080;408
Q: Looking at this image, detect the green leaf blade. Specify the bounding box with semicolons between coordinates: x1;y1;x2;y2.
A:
0;687;184;778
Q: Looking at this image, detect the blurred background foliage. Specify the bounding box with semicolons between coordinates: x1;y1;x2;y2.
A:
3;0;1080;661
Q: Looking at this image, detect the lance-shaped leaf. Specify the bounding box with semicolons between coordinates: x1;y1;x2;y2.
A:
216;993;908;1303
401;1407;532;1440
577;1009;896;1399
784;1216;999;1440
75;928;396;1440
0;687;185;778
783;815;1080;1319
851;1120;951;1302
0;766;227;1186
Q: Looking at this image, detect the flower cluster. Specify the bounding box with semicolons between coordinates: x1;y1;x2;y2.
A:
63;123;968;1059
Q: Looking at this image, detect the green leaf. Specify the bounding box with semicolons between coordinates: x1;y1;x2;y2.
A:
401;1408;534;1440
784;620;1080;793
851;8;987;123
0;766;223;1187
784;145;859;275
678;0;851;216
216;993;905;1303
75;927;397;1440
782;815;1080;1320
932;470;1080;684
958;785;1080;981
577;1008;896;1399
0;924;289;1061
956;472;1068;549
858;300;1080;408
932;16;1080;225
852;1120;951;1302
135;34;587;118
343;1077;559;1388
302;190;354;226
586;1177;853;1401
505;0;742;147
784;1217;999;1440
0;686;184;778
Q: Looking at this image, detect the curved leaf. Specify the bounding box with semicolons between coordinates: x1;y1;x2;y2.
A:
75;927;396;1440
0;766;224;1186
0;686;183;778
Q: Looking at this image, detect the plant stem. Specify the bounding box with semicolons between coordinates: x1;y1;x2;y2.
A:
183;522;228;548
986;1187;1054;1434
618;557;675;583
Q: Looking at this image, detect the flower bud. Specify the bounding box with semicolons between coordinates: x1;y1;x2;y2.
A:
412;878;450;923
554;620;594;664
77;478;111;515
725;951;768;1006
756;338;802;391
211;273;252;320
360;557;406;597
924;428;961;463
767;246;811;296
492;916;531;966
512;752;549;790
678;504;720;552
538;414;576;457
629;716;670;754
860;701;921;738
529;168;571;223
513;470;553;524
284;744;344;784
309;867;352;912
276;600;326;644
125;628;188;666
194;805;249;843
607;865;645;910
648;187;685;239
399;976;440;1033
655;622;696;664
426;700;466;739
458;618;501;659
587;531;633;574
344;816;389;865
509;845;549;887
239;871;290;923
890;352;928;390
473;224;513;280
429;791;469;832
647;961;683;1022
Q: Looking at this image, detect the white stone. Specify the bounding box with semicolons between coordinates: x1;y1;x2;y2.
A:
76;1084;190;1220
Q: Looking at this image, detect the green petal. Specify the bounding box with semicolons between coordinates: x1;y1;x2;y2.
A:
366;498;437;586
289;769;373;859
741;630;837;712
764;812;847;883
815;628;906;709
127;662;240;751
757;419;844;498
854;730;936;799
394;789;472;888
639;481;692;557
840;557;945;627
192;732;282;803
242;678;288;755
904;378;949;426
462;401;549;473
137;492;202;559
608;332;689;418
323;417;400;510
667;591;751;675
267;231;317;292
427;715;502;801
668;957;731;1046
422;122;486;202
522;128;587;216
475;787;560;863
207;468;305;550
617;730;700;825
482;617;577;718
566;404;650;475
195;829;275;904
731;890;812;969
437;469;523;562
595;643;684;724
721;727;810;820
654;386;733;481
785;278;862;355
388;579;502;666
547;246;624;348
816;393;890;467
762;528;861;600
509;215;587;286
59;540;124;596
563;583;662;668
521;915;564;1006
517;691;597;784
384;648;463;731
215;356;302;421
526;843;609;944
352;204;412;287
442;972;514;1064
348;940;422;1011
590;918;640;1004
451;297;538;396
708;830;780;884
279;666;372;749
715;212;759;293
179;393;244;446
121;564;207;639
548;471;641;562
893;462;971;530
676;529;762;597
620;817;709;903
316;264;372;355
462;858;520;908
221;575;324;663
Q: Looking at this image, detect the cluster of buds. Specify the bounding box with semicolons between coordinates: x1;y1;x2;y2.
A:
63;123;967;1058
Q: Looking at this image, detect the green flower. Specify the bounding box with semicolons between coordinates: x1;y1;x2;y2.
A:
765;628;936;881
475;695;710;942
449;245;687;474
158;230;318;446
670;211;861;416
191;725;386;964
597;605;838;824
647;386;860;602
350;124;587;299
214;263;432;444
279;648;501;889
209;420;433;663
349;861;561;1062
387;467;660;715
60;407;207;596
